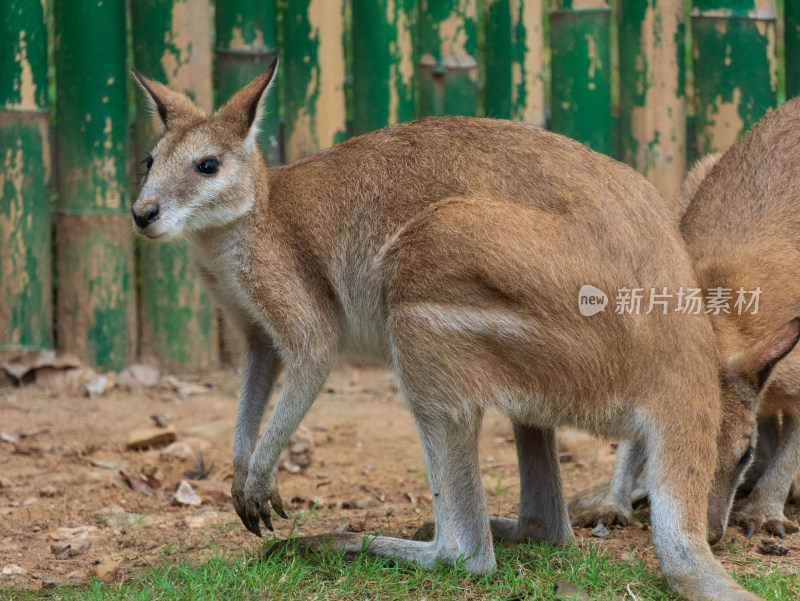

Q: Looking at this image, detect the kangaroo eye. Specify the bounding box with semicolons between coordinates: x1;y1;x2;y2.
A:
197;158;221;175
141;155;153;170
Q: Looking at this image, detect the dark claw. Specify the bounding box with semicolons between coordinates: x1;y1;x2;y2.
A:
745;523;755;539
618;516;628;527
276;506;289;520
776;525;786;540
235;504;261;537
259;505;274;532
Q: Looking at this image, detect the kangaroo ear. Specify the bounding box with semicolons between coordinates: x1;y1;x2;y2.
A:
216;58;278;150
730;317;800;391
131;68;205;131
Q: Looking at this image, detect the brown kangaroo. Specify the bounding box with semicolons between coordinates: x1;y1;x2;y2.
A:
572;98;800;543
131;62;776;600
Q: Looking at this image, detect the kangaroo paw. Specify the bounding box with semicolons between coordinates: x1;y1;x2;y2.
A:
733;501;799;539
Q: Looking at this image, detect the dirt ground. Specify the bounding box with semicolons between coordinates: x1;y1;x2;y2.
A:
1;361;799;592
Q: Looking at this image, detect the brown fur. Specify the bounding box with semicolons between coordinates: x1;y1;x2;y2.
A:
131;65;763;600
682;98;800;538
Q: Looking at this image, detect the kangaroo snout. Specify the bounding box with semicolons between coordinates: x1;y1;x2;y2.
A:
707;523;724;546
132;202;160;229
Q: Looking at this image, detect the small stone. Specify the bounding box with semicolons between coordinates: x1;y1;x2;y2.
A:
51;539;91;559
173;480;201;506
95;505;136;528
1;431;19;445
2;564;26;575
151;412;169;428
125;425;177;450
160;441;194;459
40;485;58;497
0;476;11;489
117;364;161;390
86;375;110;398
21;496;38;507
278;425;314;472
41;578;58;589
591;524;610;538
91;560;118;580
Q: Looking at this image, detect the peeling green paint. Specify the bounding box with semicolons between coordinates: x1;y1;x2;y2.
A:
132;0;218;368
54;0;132;369
56;215;133;371
283;0;348;161
1;0;48;111
418;0;479;117
786;0;800;99
549;0;613;155
486;0;546;125
691;0;777;156
138;242;217;366
352;0;416;134
55;1;128;215
215;0;280;164
1;1;52;351
0;117;53;351
618;0;686;202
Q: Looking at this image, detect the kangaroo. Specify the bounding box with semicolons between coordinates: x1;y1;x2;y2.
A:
571;99;800;542
131;61;772;600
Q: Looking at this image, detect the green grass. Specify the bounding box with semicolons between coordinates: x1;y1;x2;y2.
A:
4;538;798;601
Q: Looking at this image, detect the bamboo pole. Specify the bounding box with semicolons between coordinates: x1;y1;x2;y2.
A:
283;0;348;161
216;0;280;164
352;0;416;134
618;0;686;205
786;0;800;99
549;0;613;155
418;0;479;117
691;0;777;156
485;0;546;125
54;0;134;370
131;0;219;369
1;0;53;353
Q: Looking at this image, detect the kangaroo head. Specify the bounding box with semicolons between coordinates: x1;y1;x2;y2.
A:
130;59;277;240
706;317;800;544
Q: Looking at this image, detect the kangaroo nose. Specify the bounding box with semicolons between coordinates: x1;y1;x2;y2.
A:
132;204;159;228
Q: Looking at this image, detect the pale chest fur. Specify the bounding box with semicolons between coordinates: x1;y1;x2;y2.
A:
188;231;279;346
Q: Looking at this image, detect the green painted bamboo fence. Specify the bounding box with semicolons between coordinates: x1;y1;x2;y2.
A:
418;0;479;117
282;0;348;161
549;0;613;156
485;0;547;125
786;0;800;99
1;0;52;353
0;1;791;370
131;0;219;369
691;0;778;157
618;0;686;203
216;0;281;164
352;0;416;134
53;0;134;371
